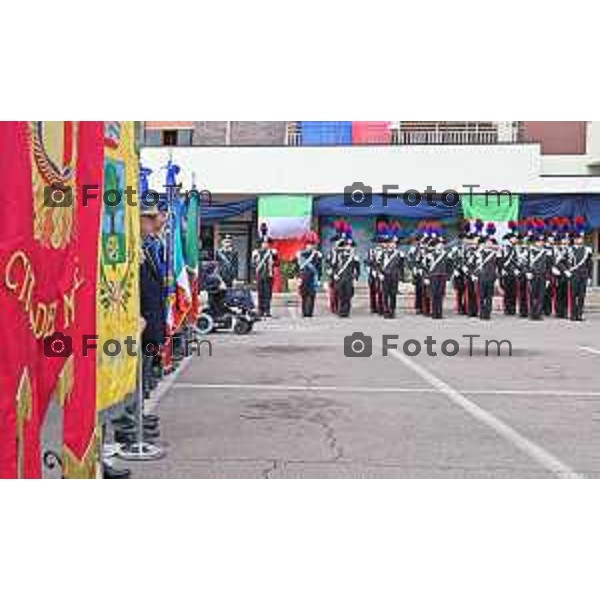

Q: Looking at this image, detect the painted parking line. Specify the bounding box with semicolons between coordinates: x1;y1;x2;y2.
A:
579;346;600;356
387;349;583;479
145;355;195;414
172;383;600;398
173;383;435;394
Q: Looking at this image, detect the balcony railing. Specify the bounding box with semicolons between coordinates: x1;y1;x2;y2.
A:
286;121;521;146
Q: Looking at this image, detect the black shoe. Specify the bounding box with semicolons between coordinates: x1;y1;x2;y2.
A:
103;463;131;479
112;415;135;428
114;429;160;445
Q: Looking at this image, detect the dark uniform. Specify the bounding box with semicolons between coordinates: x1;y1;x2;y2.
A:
252;245;279;317
140;234;165;395
567;241;593;321
516;243;530;318
451;244;467;315
407;242;425;315
294;246;323;318
216;245;239;289
380;244;405;319
366;245;384;314
526;242;552;321
464;243;480;317
330;242;360;318
543;242;556;317
552;242;571;319
499;242;518;315
475;244;500;320
425;242;453;320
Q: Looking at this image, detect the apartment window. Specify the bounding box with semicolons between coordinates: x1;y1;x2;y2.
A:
162;130;178;146
160;129;193;146
144;129;162;146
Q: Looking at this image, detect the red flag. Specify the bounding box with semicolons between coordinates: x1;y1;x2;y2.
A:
0;122;103;478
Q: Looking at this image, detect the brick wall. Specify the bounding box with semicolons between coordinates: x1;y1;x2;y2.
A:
230;121;287;145
521;121;588;155
192;121;229;145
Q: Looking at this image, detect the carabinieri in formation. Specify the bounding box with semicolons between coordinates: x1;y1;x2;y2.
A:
407;216;593;321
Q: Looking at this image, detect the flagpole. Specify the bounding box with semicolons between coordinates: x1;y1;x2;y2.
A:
117;336;165;461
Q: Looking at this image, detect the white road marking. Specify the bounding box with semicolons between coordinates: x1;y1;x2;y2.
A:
387;349;583;479
174;383;435;394
145;355;195;414
171;382;600;398
579;346;600;356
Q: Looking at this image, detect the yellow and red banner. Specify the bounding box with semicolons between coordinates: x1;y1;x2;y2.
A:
96;122;140;412
0;122;104;478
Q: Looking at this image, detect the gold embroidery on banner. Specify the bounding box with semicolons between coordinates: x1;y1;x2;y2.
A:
16;368;33;479
55;354;74;408
62;427;99;479
30;122;78;250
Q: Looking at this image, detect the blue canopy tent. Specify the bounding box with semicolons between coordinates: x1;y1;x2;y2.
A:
521;195;600;228
314;194;461;221
200;198;257;224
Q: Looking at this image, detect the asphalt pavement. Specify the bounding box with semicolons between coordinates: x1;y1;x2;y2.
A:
131;295;600;479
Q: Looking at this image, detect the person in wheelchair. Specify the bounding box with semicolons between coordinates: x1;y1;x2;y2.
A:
202;261;228;317
199;262;256;335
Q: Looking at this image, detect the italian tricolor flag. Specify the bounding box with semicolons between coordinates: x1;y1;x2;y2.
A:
174;212;192;330
258;195;313;239
461;194;520;239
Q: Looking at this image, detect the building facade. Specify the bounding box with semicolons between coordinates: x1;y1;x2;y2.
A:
140;121;600;284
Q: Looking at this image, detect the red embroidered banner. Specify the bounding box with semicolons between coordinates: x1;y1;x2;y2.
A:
0;122;103;478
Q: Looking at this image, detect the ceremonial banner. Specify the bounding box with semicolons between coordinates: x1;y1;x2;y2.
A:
258;195;313;239
63;122;104;477
0;122;103;478
96;122;141;412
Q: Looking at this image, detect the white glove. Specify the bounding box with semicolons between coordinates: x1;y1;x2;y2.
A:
471;275;478;282
453;270;460;278
526;273;533;281
514;270;520;277
565;271;572;279
424;278;430;286
552;267;560;277
462;266;469;274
